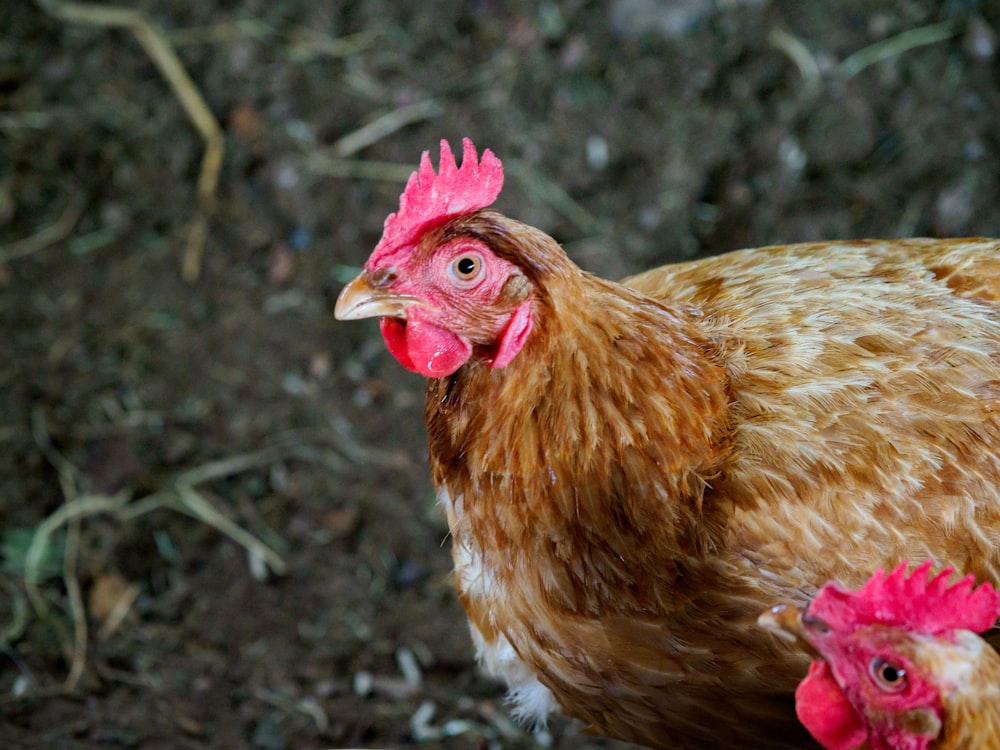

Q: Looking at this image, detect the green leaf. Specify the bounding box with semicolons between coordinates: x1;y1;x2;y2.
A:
1;526;66;580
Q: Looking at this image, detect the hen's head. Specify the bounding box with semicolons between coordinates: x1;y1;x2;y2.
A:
335;139;537;378
760;561;1000;750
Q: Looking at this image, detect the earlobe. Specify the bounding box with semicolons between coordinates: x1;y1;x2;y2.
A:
897;707;942;739
490;300;534;369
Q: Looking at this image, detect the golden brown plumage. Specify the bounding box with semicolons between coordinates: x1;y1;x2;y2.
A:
931;637;1000;749
335;140;1000;749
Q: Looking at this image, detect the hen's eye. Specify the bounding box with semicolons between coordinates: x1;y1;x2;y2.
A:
449;254;484;286
870;657;907;692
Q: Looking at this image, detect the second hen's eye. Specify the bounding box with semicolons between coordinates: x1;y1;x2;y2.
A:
449;254;484;286
870;657;907;692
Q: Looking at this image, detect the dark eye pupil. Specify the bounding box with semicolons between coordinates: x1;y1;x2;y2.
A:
457;257;477;275
870;657;906;691
880;663;902;682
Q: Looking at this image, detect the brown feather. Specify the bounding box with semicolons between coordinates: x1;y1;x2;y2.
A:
928;633;1000;748
420;213;1000;749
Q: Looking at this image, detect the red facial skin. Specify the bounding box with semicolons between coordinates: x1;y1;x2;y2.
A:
796;661;870;750
789;563;1000;750
797;622;946;750
371;237;534;378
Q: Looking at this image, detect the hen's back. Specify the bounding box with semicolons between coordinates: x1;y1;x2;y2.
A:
624;238;1000;307
629;237;1000;601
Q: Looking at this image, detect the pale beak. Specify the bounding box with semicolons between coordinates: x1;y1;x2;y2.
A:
334;272;424;321
758;603;823;658
757;603;805;643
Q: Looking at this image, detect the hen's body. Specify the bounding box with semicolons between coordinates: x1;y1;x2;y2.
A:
424;219;1000;748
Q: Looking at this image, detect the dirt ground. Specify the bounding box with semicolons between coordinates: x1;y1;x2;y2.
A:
1;1;999;748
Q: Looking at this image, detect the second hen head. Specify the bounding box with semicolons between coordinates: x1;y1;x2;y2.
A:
760;561;1000;750
334;138;546;378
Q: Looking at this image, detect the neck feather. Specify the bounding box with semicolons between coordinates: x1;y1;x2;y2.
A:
425;247;731;611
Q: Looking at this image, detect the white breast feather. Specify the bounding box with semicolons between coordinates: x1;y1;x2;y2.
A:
438;487;558;725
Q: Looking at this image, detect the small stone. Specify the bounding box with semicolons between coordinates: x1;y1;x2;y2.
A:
251;715;285;750
965;18;997;61
228;104;263;140
353;670;373;696
586;135;610;170
267;245;296;285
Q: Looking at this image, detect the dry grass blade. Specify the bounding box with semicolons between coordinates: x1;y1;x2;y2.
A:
840;20;958;78
286;28;376;61
328;100;444;158
62;515;86;689
166;19;375;63
0;576;28;645
768;28;822;99
171;487;286;574
95;582;141;641
27;409;118;686
253;686;330;732
507;160;601;235
21;407;295;693
305;156;417;182
30;406;79;491
0;191;86;263
37;1;225;281
166;18;275;46
171;444;308;487
24;494;127;592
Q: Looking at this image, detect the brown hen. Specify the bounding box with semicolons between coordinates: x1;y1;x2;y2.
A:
335;139;1000;749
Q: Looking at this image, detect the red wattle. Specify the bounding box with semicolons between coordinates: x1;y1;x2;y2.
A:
796;661;868;750
489;300;533;369
379;317;472;378
380;317;417;373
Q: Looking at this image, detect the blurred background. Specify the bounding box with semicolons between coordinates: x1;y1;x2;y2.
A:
1;1;998;748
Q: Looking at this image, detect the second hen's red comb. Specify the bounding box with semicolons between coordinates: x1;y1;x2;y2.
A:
809;561;1000;636
367;138;504;268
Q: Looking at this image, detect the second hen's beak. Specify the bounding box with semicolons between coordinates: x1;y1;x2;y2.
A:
758;604;806;642
758;604;823;657
334;272;424;321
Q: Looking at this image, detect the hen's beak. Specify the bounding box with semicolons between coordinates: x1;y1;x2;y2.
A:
334;272;424;321
758;603;805;643
758;604;823;658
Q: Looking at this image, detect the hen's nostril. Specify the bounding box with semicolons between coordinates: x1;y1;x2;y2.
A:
370;266;399;288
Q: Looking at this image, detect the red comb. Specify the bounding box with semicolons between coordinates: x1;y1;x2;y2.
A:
367;138;504;268
808;561;1000;636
